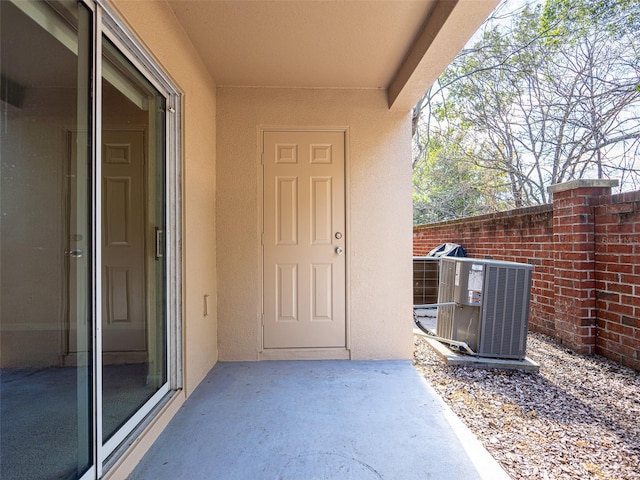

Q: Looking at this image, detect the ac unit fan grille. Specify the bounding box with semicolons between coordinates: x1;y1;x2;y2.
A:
479;266;530;359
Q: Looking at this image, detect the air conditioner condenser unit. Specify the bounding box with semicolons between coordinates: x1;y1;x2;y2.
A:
436;257;533;360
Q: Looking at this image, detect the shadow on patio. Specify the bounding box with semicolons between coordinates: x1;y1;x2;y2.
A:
129;361;509;479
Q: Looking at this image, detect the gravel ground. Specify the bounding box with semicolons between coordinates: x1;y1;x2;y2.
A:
413;331;640;480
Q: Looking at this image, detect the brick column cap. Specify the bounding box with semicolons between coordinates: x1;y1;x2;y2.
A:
548;179;618;195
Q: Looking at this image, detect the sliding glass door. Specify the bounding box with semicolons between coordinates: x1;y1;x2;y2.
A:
0;2;94;478
100;36;168;456
0;1;180;478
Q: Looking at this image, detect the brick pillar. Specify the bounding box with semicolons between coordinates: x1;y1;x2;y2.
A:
548;179;618;353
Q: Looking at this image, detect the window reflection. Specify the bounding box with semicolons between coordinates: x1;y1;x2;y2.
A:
0;1;93;479
1;2;170;478
101;38;167;446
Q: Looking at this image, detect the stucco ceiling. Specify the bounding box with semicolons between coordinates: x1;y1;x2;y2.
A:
167;0;499;110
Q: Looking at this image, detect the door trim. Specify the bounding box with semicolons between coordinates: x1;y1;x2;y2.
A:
258;127;351;360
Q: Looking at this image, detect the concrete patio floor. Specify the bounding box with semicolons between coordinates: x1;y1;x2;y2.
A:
129;361;510;480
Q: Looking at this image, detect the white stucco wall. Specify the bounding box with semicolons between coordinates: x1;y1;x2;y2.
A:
217;87;413;361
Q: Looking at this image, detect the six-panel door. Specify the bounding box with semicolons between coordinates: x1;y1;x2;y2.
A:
263;131;346;348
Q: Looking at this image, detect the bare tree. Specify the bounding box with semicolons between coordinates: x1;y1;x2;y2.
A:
413;0;640;219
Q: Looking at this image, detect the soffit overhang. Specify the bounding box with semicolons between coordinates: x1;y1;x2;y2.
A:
167;0;500;110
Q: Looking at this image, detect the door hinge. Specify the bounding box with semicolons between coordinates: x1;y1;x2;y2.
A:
261;313;265;325
261;232;264;245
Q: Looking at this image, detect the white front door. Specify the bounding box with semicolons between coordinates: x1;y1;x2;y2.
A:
263;131;346;348
102;129;147;361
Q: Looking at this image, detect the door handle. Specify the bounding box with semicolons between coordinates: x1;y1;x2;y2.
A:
335;246;343;255
66;249;83;258
155;228;164;259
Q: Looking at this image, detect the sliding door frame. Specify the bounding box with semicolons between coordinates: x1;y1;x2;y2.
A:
85;1;183;477
96;0;182;391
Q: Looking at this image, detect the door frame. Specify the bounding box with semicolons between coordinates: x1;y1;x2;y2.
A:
98;7;183;474
95;1;184;475
2;1;182;478
258;127;351;360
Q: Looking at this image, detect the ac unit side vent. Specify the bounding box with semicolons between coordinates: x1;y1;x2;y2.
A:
413;257;439;305
436;259;456;340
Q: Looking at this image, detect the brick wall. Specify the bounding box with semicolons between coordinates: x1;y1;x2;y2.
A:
593;191;640;369
413;179;640;370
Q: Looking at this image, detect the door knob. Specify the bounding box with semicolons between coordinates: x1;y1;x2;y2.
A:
66;249;83;258
335;246;343;255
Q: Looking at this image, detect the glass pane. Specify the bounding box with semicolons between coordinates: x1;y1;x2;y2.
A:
0;1;93;479
101;37;167;444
